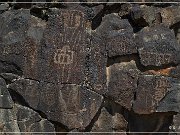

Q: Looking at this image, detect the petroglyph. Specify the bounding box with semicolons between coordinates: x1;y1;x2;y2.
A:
54;46;74;65
139;49;172;66
41;89;56;107
54;46;74;82
154;78;170;103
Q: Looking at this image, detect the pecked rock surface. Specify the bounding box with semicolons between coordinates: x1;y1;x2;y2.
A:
0;1;180;134
0;77;55;134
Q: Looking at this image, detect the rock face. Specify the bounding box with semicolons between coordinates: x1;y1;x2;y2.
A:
106;60;139;110
0;1;180;134
137;25;180;66
0;104;55;133
0;77;55;133
133;75;173;114
8;78;103;129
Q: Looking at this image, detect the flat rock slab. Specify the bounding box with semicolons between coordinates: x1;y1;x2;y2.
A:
96;13;137;57
0;7;107;129
42;9;90;84
137;25;180;66
133;75;175;114
9;79;103;129
0;104;55;133
106;60;139;110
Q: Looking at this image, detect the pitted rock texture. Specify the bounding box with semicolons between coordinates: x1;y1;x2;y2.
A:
0;1;180;134
0;77;55;134
106;60;139;110
8;78;103;129
137;25;180;66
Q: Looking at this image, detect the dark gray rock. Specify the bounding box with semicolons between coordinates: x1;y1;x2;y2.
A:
0;77;13;109
8;79;40;109
170;113;180;133
0;9;30;45
96;14;137;57
118;4;132;17
161;6;180;27
96;13;133;38
131;5;161;27
91;107;127;133
0;104;55;133
137;25;180;66
87;32;107;95
156;80;180;112
0;9;46;79
9;79;103;129
129;111;173;133
106;60;139;110
0;86;13;109
41;9;90;84
133;75;174;114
